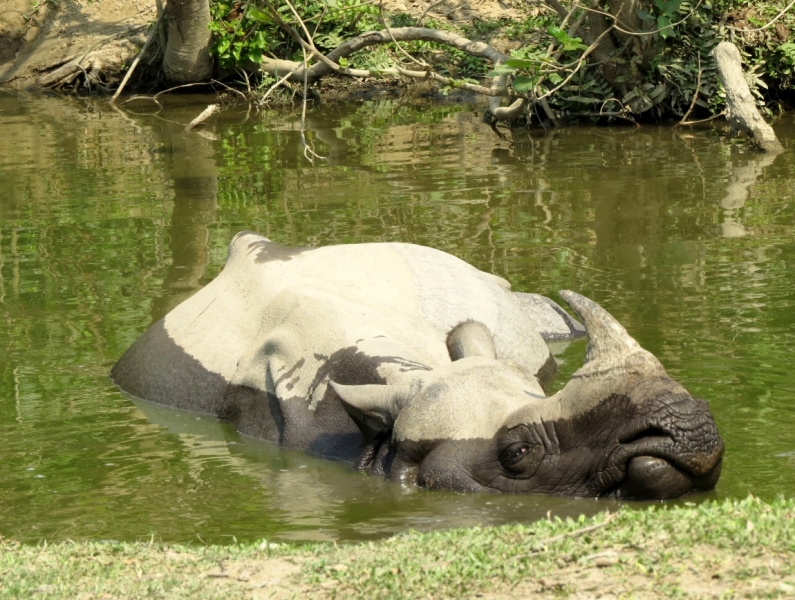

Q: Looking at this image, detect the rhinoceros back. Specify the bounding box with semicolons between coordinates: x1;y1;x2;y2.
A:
111;232;552;412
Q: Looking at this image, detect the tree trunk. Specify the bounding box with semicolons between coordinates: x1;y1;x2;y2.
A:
712;42;784;153
162;0;213;83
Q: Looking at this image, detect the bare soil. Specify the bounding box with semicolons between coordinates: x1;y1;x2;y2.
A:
0;0;530;93
2;0;154;91
202;543;795;599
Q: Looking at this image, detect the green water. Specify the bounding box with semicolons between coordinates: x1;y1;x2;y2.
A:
1;93;794;544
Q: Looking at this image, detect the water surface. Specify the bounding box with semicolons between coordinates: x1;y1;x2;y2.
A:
1;93;794;543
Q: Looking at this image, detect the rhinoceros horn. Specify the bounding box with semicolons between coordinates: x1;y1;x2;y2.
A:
558;290;665;378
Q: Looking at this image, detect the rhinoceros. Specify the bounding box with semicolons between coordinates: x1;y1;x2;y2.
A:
112;231;723;499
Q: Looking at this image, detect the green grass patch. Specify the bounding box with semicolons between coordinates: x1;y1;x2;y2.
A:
2;496;795;598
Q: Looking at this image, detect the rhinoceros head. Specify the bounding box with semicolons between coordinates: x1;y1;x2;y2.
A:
332;291;723;499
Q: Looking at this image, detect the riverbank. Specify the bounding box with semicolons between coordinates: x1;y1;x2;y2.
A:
1;496;793;599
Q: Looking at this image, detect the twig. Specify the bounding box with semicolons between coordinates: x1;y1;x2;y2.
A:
679;110;726;126
380;0;429;68
547;1;581;57
185;104;221;133
211;78;248;100
271;0;325;163
120;81;212;106
111;9;165;103
299;47;325;164
76;63;91;93
577;111;638;125
417;0;447;26
545;0;703;38
673;54;702;129
258;64;303;105
535;21;616;101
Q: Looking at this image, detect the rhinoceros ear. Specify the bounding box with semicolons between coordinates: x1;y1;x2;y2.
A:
330;382;412;433
446;321;497;361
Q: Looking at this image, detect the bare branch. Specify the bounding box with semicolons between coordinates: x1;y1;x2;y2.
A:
679;110;726;126
380;1;429;68
673;54;702;129
258;64;304;106
255;20;512;84
535;20;616;101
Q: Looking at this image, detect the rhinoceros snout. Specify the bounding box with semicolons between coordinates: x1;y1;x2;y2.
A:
617;455;723;500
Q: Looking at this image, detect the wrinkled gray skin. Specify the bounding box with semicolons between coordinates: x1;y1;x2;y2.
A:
112;232;724;499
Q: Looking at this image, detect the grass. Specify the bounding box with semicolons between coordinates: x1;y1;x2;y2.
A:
2;496;795;598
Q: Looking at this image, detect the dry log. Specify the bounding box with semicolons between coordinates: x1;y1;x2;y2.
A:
712;41;784;153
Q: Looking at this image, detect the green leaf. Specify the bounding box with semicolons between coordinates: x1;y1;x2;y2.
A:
547;26;568;44
657;14;674;39
247;6;272;22
485;66;516;77
655;0;682;15
637;8;654;23
546;26;587;52
512;75;535;92
503;58;537;70
245;47;263;63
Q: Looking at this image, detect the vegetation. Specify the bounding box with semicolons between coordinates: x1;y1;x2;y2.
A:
198;0;795;124
2;496;795;598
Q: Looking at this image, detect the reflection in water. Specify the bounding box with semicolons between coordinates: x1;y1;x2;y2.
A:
720;152;779;238
130;397;622;542
0;94;794;544
151;122;218;321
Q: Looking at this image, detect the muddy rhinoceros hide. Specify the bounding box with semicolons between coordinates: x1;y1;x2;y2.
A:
111;232;723;499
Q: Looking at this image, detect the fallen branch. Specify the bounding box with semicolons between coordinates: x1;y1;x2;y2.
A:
712;42;784;153
184;104;221;133
257;25;511;85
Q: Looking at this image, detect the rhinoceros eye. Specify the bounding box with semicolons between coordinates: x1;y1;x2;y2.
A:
500;442;531;468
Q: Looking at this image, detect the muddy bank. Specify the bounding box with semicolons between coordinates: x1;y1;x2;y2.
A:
2;0;155;91
0;0;523;94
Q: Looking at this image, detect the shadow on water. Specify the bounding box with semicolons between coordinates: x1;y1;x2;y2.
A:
0;92;793;543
